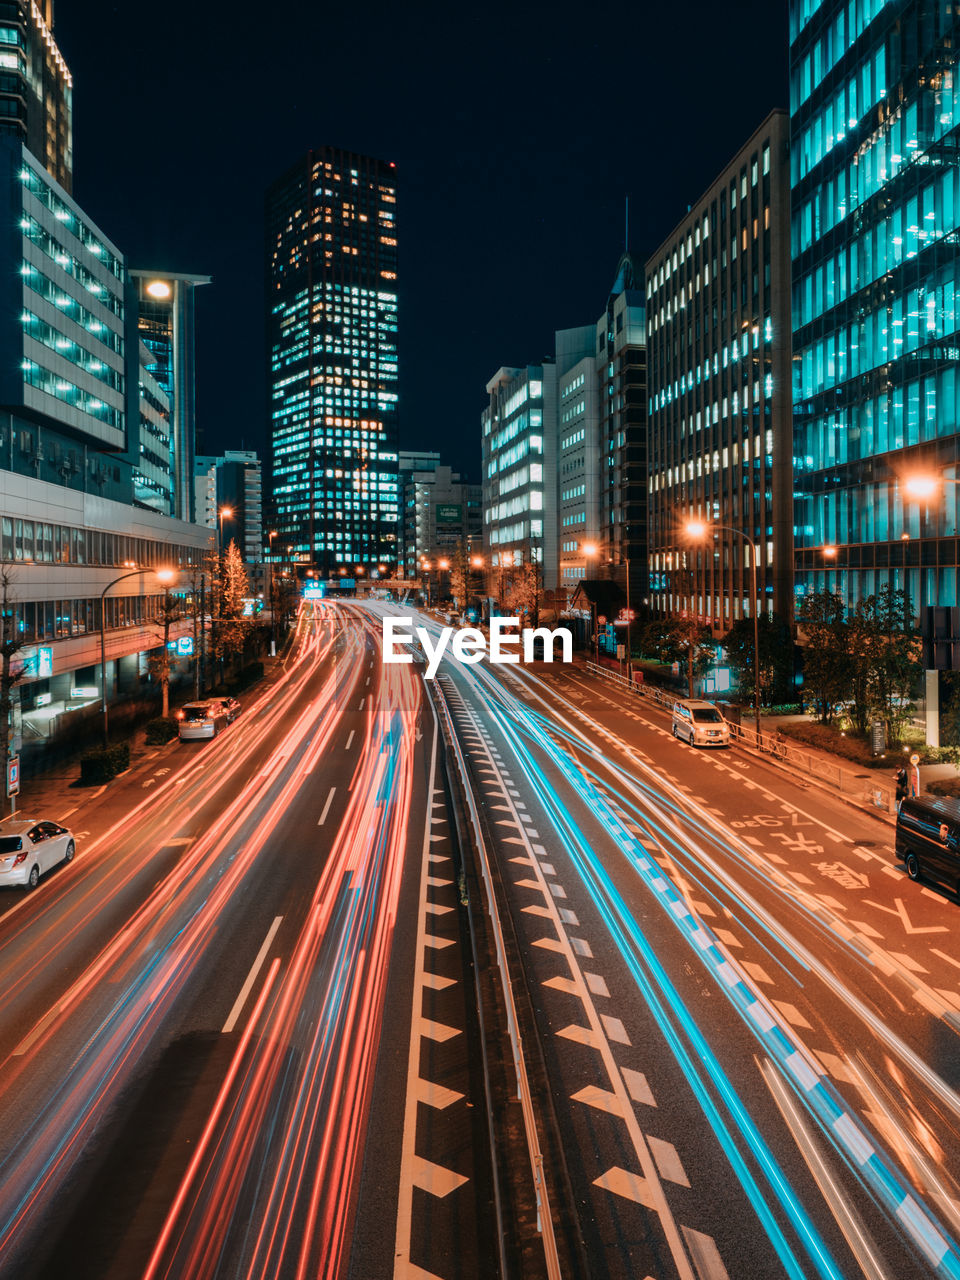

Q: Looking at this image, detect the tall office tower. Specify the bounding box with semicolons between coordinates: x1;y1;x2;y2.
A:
595;255;648;608
266;147;400;577
647;111;793;630
557;335;601;592
217;450;264;564
0;1;72;192
791;3;960;628
127;271;211;523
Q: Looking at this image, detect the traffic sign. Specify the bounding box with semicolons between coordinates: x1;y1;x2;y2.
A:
6;754;20;797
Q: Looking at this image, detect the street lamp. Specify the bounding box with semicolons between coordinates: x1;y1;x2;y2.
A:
100;566;175;748
267;530;278;656
686;519;761;745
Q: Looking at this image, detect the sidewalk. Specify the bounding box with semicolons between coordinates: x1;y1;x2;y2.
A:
6;652;289;827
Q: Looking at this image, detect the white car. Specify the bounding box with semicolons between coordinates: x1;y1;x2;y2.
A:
0;818;75;890
671;698;730;747
178;701;228;741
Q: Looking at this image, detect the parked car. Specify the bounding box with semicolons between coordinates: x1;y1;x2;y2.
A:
671;698;730;747
178;701;228;741
0;818;75;890
895;795;960;895
209;695;241;723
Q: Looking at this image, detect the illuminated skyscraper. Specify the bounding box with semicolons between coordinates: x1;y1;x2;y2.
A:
791;2;960;621
266;147;399;577
0;0;73;192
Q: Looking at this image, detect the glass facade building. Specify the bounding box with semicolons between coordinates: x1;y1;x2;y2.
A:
647;111;794;628
128;271;210;523
0;1;72;193
596;259;648;607
0;138;126;451
791;1;960;620
266;147;399;577
482;365;553;584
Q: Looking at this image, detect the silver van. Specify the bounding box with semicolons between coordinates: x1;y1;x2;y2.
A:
671;699;730;748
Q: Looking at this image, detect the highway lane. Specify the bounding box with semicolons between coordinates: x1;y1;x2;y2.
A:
0;600;494;1280
0;604;365;1276
426;628;960;1280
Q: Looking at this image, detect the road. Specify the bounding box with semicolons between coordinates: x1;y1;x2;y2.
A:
0;598;957;1279
432;631;960;1280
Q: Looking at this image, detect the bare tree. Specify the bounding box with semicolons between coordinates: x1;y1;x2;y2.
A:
149;586;182;717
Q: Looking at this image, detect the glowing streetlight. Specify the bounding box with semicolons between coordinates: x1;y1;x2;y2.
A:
822;545;838;559
903;474;940;501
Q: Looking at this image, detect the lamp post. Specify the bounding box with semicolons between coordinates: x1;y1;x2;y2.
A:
686;520;761;744
470;554;484;621
267;530;278;656
100;567;175;748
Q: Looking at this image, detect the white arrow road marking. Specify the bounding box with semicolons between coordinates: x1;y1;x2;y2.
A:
862;897;948;934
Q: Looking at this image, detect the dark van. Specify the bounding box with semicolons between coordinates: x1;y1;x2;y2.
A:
895;795;960;895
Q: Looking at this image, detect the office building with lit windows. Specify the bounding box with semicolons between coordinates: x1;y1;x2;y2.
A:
791;1;960;652
482;364;556;593
266;146;399;577
594;257;648;606
0;136;210;759
557;339;600;590
400;458;481;579
128;270;210;522
647;110;794;631
0;0;72;193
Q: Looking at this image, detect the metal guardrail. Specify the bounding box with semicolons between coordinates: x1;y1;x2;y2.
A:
585;661;897;816
431;681;562;1280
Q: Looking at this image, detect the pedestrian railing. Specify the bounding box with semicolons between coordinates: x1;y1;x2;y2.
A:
585;661;898;817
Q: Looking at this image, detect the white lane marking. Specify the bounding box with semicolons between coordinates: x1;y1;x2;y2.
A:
317;787;337;826
647;1135;690;1187
345;729;355;750
13;1001;62;1057
411;1156;468;1199
682;1226;732;1280
222;915;283;1033
358;697;365;710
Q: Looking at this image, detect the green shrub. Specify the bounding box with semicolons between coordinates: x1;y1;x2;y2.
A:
777;721;891;768
79;742;131;785
145;717;179;745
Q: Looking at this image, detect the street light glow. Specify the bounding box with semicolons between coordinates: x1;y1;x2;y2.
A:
903;474;940;500
582;541;598;557
438;559;450;570
684;520;709;539
470;555;483;568
156;568;176;584
822;545;838;559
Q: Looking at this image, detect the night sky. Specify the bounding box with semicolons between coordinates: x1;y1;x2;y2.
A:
55;2;789;485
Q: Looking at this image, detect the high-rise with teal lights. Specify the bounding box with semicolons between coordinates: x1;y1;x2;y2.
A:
791;1;960;624
266;147;399;578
